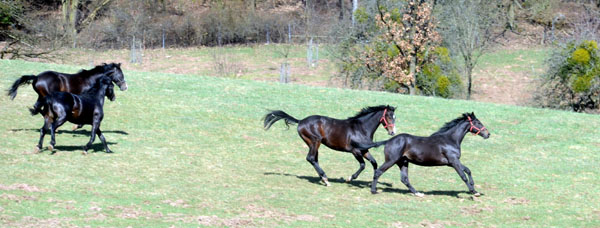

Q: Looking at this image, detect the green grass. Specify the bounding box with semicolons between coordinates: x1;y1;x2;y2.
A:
1;59;599;227
478;47;551;73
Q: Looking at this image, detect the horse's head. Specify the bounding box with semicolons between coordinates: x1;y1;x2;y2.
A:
105;80;116;101
380;106;397;136
465;112;489;139
105;63;127;91
98;76;115;101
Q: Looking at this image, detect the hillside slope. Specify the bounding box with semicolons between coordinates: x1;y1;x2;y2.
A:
1;60;599;227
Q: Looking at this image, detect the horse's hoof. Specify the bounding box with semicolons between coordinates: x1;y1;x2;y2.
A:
106;150;113;153
345;176;352;183
47;145;54;151
33;147;40;154
371;191;379;195
72;125;78;131
81;151;88;155
414;192;425;197
473;192;481;197
322;178;331;187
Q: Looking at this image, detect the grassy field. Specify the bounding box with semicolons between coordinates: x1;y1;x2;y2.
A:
1;59;599;227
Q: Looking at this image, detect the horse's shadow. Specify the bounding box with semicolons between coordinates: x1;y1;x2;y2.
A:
11;128;128;136
12;128;123;153
264;172;470;197
378;187;468;197
264;172;393;189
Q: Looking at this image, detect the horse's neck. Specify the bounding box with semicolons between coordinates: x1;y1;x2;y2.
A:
356;111;382;138
447;121;470;145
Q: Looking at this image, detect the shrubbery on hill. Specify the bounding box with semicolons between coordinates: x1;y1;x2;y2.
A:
536;40;600;112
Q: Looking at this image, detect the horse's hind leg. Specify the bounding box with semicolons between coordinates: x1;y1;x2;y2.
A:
30;97;44;115
301;135;329;186
35;120;50;153
96;128;112;153
398;160;421;197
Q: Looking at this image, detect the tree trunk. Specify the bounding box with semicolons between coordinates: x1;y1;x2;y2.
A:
339;0;344;20
62;0;79;47
466;63;473;100
352;0;358;26
409;56;417;95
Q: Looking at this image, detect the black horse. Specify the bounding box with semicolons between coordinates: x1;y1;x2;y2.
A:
352;112;490;196
8;63;127;116
263;105;396;186
37;76;115;155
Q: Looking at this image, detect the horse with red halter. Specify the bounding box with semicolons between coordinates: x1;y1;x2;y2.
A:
7;63;127;116
263;105;396;186
37;76;115;155
352;112;490;196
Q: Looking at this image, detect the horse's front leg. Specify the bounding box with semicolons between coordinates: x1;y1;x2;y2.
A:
451;161;479;196
49;115;67;154
96;128;112;153
83;122;98;155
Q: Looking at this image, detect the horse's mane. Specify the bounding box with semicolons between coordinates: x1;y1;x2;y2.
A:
76;63;114;77
431;113;471;136
348;105;394;120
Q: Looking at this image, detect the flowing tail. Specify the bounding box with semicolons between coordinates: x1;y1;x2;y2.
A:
263;110;300;130
351;140;389;150
8;75;36;100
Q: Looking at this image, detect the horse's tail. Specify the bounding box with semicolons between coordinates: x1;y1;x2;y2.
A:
8;75;36;100
263;110;300;130
351;140;389;150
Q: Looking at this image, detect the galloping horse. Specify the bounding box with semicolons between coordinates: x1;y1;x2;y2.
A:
263;105;396;186
37;76;115;154
8;63;127;116
352;112;490;196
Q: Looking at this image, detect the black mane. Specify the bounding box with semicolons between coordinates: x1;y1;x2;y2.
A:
431;113;471;136
76;63;115;77
348;105;394;120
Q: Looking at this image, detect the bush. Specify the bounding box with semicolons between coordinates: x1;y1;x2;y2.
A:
415;47;463;98
535;40;600;112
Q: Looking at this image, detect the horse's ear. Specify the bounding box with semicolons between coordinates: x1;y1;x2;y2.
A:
117;63;121;67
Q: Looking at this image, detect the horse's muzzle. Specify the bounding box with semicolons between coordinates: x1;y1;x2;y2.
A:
118;82;128;91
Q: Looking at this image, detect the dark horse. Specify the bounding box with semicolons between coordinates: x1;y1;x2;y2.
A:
8;63;127;116
352;112;490;196
37;76;115;155
263;105;396;186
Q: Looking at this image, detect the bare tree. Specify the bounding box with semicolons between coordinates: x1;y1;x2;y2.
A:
437;0;503;100
62;0;112;47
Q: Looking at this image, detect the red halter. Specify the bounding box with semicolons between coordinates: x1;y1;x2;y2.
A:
380;109;394;129
467;116;486;136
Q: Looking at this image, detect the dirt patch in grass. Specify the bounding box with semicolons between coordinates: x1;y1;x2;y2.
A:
0;183;46;192
96;203;320;227
472;67;537;106
0;193;38;202
503;197;530;205
460;204;495;215
3;216;72;228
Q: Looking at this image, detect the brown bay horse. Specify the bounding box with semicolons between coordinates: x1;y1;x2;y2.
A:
263;105;396;186
8;63;127;116
353;112;490;196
